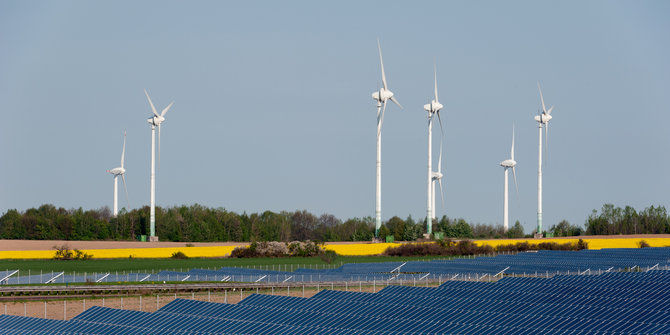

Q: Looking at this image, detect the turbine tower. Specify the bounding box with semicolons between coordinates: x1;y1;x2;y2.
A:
534;83;553;237
106;130;129;217
371;40;402;238
145;89;173;242
500;126;518;232
423;66;443;235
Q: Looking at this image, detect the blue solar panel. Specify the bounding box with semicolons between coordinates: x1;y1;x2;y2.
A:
3;248;670;334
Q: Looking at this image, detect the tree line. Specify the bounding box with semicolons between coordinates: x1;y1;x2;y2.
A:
585;204;670;235
0;204;524;242
0;203;667;242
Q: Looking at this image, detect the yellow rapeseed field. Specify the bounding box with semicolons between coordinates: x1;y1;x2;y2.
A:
1;238;669;259
323;243;401;256
475;237;670;250
0;246;238;260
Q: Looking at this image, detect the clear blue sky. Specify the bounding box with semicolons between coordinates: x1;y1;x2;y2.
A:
1;1;668;234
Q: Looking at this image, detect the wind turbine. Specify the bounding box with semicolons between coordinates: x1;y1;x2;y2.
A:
500;126;518;232
145;89;173;241
423;65;443;235
106;130;129;217
534;82;553;237
371;39;402;238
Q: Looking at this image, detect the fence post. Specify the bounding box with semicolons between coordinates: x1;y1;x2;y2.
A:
62;301;64;319
44;301;47;318
140;296;142;312
224;290;227;303
83;299;85;311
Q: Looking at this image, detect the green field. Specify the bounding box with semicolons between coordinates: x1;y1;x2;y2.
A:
0;255;458;274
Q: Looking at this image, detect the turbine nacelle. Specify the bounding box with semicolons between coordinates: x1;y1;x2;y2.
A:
423;100;443;113
147;115;165;126
534;113;552;124
107;167;126;176
500;159;516;168
371;88;395;103
431;171;443;180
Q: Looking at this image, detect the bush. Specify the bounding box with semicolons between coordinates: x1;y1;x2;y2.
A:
319;249;338;264
288;240;322;257
53;245;93;260
230;240;334;259
170;251;189;259
384;242;447;256
576;239;589;250
638;240;650;248
231;241;289;258
384;238;588;257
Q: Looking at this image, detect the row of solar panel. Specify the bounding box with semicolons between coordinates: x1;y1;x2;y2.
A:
1;269;668;334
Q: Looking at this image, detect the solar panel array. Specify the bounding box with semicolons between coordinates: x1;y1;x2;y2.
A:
4;247;670;285
2;268;669;334
1;248;670;334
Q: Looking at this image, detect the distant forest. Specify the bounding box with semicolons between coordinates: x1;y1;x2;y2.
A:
0;203;668;242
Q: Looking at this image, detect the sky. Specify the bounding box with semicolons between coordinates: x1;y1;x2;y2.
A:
1;0;669;234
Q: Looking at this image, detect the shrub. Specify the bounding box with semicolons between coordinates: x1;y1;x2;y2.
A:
53;245;93;260
319;249;338;264
288;240;323;257
576;239;589;250
638;240;650;248
231;245;256;258
384;238;588;257
170;251;189;259
231;240;333;258
231;241;290;258
384;242;447;256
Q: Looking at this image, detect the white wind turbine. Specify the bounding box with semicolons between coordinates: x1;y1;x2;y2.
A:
534;83;553;236
423;65;443;234
106;130;129;217
145;89;173;241
371;39;402;238
500;126;518;232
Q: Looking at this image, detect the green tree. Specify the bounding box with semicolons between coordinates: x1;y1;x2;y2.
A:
507;220;524;238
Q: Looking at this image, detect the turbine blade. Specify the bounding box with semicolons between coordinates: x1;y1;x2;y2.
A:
438;177;444;207
378;101;387;138
144;89;160;117
437;140;443;173
377;39;388;90
122;174;130;211
510;124;515;161
437;110;444;136
161;101;174;117
434;63;439;103
121;130;126;168
390;96;402;109
544;122;549;164
537;82;546;113
512;166;519;196
547;105;554;115
158;124;161;169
